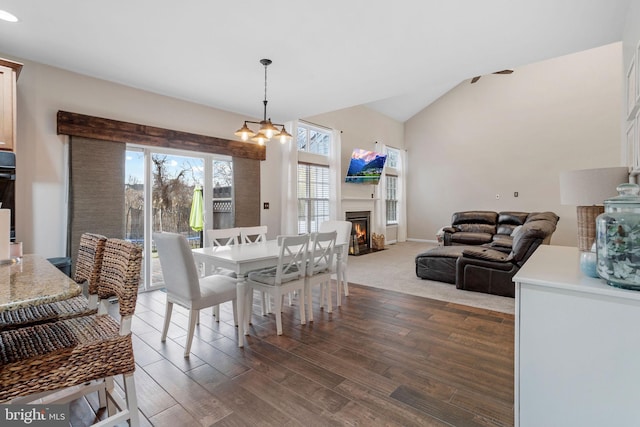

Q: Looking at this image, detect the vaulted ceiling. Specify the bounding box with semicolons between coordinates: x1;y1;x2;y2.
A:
0;1;630;122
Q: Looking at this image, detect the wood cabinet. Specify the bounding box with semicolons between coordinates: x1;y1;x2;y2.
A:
0;58;22;152
513;245;640;426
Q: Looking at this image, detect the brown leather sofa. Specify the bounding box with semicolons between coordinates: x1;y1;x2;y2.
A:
416;212;559;297
443;210;532;251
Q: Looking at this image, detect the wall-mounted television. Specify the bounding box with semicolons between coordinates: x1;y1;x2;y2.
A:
345;148;387;184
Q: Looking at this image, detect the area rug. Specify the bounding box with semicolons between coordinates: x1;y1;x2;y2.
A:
346;241;515;314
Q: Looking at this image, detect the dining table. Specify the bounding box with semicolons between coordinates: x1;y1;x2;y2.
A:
0;254;81;312
193;240;280;347
192;239;345;347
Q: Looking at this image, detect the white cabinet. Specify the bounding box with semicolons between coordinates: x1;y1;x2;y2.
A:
513;245;640;427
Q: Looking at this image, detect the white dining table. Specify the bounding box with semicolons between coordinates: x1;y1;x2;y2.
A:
192;239;345;347
193;240;280;347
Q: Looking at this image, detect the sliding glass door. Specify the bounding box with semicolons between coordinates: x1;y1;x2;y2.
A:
125;146;233;291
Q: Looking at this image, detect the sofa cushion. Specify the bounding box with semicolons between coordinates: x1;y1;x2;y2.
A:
496;224;517;236
491;235;514;248
455;223;497;234
450;232;494;245
415;246;465;283
526;211;560;224
451;211;497;226
498;211;529;226
416;246;465;258
462;247;511;262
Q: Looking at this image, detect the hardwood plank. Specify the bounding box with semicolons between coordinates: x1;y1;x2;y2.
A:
335;379;452;427
148;404;202;427
235;370;347;425
390;384;484;427
209;379;298;426
68;284;515;426
144;359;232;424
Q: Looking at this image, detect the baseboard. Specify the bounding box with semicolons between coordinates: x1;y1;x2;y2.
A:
406;238;438;244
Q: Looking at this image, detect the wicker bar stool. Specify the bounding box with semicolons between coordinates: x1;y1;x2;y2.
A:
0;238;142;426
0;233;107;330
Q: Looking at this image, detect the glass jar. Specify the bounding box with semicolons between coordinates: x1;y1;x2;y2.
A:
596;183;640;289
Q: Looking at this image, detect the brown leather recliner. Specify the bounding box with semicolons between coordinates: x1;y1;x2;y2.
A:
455;212;559;297
443;210;530;251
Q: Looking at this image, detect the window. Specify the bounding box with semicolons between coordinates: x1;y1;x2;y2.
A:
386;175;398;225
297;163;329;233
296;123;332;233
297;124;330;155
124;147;234;291
385;147;401;226
386;147;399;168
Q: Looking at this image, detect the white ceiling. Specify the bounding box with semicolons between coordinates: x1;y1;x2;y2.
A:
0;1;631;123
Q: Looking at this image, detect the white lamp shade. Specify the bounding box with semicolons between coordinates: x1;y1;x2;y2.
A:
559;167;629;206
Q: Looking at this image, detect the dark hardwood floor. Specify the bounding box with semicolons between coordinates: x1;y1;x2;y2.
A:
72;283;514;426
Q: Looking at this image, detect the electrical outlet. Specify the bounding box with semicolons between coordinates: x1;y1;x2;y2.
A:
496;194;500;199
263;202;269;209
514;192;519;197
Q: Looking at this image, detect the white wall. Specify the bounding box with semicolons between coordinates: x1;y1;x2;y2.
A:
8;53;404;257
305;105;405;235
261;105;405;239
404;42;623;246
6;34;629;255
8;54;280;257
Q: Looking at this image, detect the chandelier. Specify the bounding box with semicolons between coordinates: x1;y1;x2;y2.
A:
235;58;292;145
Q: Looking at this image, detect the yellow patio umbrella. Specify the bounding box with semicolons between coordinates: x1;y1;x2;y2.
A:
189;186;204;232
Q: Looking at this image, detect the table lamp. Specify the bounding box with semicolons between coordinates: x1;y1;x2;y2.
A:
560;167;629;252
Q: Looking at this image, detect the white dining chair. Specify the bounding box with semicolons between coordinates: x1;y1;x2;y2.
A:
319;220;353;306
239;225;270;314
205;227;240;277
305;231;337;322
240;225;268;244
205;227;240;319
207;227;240;248
246;234;309;335
154;232;238;357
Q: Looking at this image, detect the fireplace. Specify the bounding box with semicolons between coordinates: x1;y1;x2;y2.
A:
345;211;370;255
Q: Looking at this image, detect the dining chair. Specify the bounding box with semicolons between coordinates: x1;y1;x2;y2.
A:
240;225;268;244
154;232;238;357
207;227;240;248
319;220;353;306
0;232;107;331
0;238;143;426
239;225;271;314
205;227;240;319
246;234;309;335
305;231;337;322
205;227;240;276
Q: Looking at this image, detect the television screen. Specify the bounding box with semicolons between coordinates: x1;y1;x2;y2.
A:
345;148;387;184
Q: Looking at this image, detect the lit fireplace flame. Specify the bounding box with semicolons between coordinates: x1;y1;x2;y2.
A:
354;223;366;242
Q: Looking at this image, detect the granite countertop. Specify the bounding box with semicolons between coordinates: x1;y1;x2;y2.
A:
0;254;81;312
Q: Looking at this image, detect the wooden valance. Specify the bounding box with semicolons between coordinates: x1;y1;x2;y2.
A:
57;110;265;161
